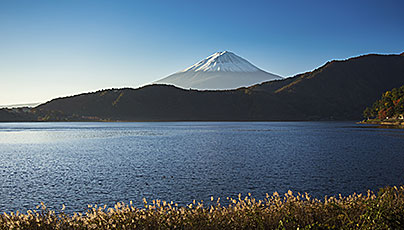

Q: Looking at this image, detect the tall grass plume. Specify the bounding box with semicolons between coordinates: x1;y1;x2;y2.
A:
1;186;404;229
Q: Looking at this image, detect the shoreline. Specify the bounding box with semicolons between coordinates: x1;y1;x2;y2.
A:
0;119;358;123
358;119;404;128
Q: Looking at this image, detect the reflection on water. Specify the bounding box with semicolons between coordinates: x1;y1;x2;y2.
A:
0;122;404;213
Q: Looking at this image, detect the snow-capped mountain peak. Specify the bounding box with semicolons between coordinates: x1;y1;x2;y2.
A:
181;51;261;73
156;51;282;90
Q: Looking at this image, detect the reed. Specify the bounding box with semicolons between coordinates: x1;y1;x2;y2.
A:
1;186;404;229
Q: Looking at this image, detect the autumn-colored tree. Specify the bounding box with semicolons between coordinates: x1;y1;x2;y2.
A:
363;85;404;119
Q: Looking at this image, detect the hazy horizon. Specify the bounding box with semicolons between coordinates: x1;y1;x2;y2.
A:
1;0;403;105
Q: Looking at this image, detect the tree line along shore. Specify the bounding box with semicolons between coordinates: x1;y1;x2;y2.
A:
361;84;404;128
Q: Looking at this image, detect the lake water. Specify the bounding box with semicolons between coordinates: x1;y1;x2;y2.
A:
0;122;404;213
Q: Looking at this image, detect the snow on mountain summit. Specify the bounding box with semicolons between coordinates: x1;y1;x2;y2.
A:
156;51;282;90
181;51;261;72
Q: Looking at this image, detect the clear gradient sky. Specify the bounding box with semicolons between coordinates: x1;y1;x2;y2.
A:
1;0;403;105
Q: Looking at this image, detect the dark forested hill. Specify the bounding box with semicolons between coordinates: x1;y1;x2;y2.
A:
0;108;36;122
249;54;404;119
3;53;404;122
35;85;297;121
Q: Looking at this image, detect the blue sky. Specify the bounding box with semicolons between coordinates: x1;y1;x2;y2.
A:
1;0;403;105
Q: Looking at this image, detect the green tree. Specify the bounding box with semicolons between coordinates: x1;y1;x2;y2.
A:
363;107;375;119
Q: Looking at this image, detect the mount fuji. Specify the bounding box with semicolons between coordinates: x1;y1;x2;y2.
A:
155;51;282;90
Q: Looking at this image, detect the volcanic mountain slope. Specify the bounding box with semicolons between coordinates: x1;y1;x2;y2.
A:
33;53;404;121
155;51;282;90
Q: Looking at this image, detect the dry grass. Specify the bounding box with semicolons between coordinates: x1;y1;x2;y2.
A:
1;186;404;229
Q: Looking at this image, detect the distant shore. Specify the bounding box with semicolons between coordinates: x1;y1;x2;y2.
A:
358;119;404;128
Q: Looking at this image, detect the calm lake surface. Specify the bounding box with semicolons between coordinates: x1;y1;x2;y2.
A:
1;122;404;213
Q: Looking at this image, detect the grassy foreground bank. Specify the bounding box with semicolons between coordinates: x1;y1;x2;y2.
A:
1;187;404;229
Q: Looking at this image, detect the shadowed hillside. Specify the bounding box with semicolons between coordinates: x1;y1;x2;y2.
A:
3;53;404;122
250;54;404;119
0;108;36;122
35;85;297;121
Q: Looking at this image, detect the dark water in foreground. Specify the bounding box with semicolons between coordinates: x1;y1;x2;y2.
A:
0;122;404;213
